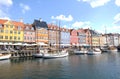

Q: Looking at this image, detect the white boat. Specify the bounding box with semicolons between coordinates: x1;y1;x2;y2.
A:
87;48;101;55
33;48;48;58
0;53;11;60
74;50;88;55
42;50;69;59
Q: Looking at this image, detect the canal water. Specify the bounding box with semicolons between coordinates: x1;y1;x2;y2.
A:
0;52;120;79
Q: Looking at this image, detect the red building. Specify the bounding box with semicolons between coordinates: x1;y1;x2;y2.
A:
70;29;78;46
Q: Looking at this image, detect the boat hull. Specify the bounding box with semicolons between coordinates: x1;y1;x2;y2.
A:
43;52;69;59
0;54;11;60
74;50;88;55
32;53;43;58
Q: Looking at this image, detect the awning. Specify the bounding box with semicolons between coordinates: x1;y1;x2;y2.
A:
13;43;22;45
0;42;4;45
37;42;47;46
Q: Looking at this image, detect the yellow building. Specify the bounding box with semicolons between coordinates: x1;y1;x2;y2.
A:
33;19;48;45
0;19;24;43
92;35;100;46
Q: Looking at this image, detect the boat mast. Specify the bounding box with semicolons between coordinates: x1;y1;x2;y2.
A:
58;21;61;50
105;26;107;44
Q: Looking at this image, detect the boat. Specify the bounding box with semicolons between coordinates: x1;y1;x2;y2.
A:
42;21;69;59
87;28;101;55
0;53;11;60
87;48;101;55
108;46;118;52
100;44;109;52
42;49;69;59
32;48;47;58
74;48;88;55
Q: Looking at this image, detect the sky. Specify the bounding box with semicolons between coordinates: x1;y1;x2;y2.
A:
0;0;120;33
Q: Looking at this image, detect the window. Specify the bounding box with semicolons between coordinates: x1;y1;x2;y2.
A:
1;30;4;33
10;25;13;28
5;36;8;39
5;30;8;33
10;36;12;40
18;37;20;40
31;27;34;30
18;31;21;34
0;24;2;28
26;26;29;30
6;25;8;28
10;31;13;34
14;31;17;34
18;26;21;30
14;36;17;40
0;36;3;39
24;37;26;40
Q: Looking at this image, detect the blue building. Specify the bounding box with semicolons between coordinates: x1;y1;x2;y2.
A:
60;28;70;47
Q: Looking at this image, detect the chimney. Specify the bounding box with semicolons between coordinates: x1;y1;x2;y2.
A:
20;18;23;23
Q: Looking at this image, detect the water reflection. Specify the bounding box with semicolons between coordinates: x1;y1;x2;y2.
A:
0;53;120;79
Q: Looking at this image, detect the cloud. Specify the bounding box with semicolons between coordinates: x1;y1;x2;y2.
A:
71;21;91;29
0;17;10;20
51;14;73;21
113;13;120;25
20;3;30;14
0;0;13;19
78;0;110;8
115;0;120;6
0;0;13;7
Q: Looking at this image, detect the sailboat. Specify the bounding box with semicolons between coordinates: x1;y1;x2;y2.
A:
0;46;11;60
87;29;101;55
42;21;69;59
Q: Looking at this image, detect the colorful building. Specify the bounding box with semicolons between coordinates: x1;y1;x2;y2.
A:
24;24;35;43
0;19;24;44
60;28;70;46
77;29;86;46
48;24;60;47
70;29;78;46
33;19;48;45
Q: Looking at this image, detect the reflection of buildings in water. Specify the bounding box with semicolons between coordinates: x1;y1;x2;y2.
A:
10;57;34;64
0;59;10;66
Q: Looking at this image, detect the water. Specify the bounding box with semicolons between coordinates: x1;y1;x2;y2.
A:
0;52;120;79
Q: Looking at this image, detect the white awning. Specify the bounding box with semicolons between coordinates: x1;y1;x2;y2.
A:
0;42;4;45
13;43;22;45
37;42;47;46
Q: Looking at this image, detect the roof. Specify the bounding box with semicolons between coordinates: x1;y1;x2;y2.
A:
0;19;8;24
33;19;48;29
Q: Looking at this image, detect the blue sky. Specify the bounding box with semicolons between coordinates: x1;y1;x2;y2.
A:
0;0;120;33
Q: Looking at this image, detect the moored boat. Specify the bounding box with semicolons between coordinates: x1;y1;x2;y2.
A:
87;48;101;55
42;49;69;59
108;46;118;52
74;49;88;55
0;53;11;60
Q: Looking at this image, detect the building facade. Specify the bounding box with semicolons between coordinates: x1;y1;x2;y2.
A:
60;28;70;47
33;19;48;45
24;24;35;43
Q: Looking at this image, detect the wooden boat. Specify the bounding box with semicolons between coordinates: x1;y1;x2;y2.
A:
42;49;69;59
87;48;101;55
0;53;11;60
108;46;117;52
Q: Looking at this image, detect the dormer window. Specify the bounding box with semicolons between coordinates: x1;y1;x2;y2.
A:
26;26;29;30
6;25;8;28
31;27;34;30
18;26;21;30
0;24;2;28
